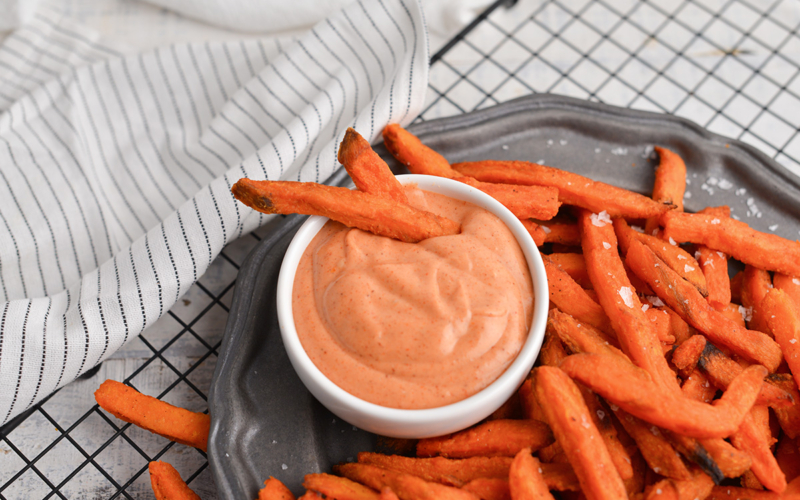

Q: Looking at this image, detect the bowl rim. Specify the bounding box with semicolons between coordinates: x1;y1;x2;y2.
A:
275;174;549;428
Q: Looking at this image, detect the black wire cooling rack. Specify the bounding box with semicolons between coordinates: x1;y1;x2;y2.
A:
2;0;800;497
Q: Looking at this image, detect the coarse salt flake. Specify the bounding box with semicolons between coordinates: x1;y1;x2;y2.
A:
619;287;635;308
590;211;612;227
656;490;663;495
685;264;695;272
541;225;551;234
603;241;612;249
710;218;721;224
642;304;650;312
739;305;753;323
794;278;800;286
282;464;288;470
609;403;619;411
631;225;644;233
647;296;666;307
597;410;606;420
669;237;677;246
717;251;725;259
792;339;797;344
677;254;687;260
581;415;591;429
770;224;779;231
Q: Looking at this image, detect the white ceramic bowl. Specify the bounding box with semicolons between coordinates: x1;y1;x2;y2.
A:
276;174;549;438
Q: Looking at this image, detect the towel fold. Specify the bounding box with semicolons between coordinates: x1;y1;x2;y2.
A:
0;0;429;426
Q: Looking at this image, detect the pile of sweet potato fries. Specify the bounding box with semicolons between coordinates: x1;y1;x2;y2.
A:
94;125;800;500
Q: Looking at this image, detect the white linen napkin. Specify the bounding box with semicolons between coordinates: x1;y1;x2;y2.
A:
0;0;429;426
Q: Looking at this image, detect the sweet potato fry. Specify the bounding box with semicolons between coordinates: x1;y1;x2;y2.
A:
560;353;766;439
610;407;691;481
335;463;480;500
339;127;407;203
304;473;380;500
456;177;561;220
697;437;752;479
521;220;547;247
533;366;627;500
666;307;692;346
539;326;569;367
579;210;678;393
663;412;741;481
94;380;209;451
774;274;800;311
775;436;800;483
624;451;648;497
661;211;800;277
149;461;201;500
546;253;592;289
537;441;567;464
696;247;731;308
538;463;580;492
647;146;687;219
380;487;400;500
644;468;714;500
741;471;765;490
706;485;780;500
682;369;717;404
548;309;625;359
416;420;553;458
519;378;547;423
771;374;800;438
539;222;581;247
575;383;634;480
730;409;786;493
260;477;296;500
696;343;794;409
615;219;708;297
543;257;614;335
646;307;676;345
509;449;556;500
452;160;672;219
381;124;561;220
742;266;773;334
763;289;800;388
462;478;511;500
232;178;459;243
716;303;747;328
624;239;783;372
357;453;511;487
672;335;707;377
382;124;458;178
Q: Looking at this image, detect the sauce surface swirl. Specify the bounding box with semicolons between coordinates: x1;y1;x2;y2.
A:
292;186;533;409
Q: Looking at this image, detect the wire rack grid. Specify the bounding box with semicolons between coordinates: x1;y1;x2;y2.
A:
2;0;800;498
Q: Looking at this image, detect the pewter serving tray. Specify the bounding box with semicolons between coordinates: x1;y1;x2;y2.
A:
207;94;800;500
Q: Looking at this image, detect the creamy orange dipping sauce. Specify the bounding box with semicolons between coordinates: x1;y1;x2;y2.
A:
292;186;534;409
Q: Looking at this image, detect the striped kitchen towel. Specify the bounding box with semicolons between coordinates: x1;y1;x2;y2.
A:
0;0;429;426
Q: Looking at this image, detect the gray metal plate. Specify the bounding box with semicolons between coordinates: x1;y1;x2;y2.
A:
207;94;800;500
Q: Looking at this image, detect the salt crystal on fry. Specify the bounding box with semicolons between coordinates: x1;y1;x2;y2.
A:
590;210;612;227
619;287;634;308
